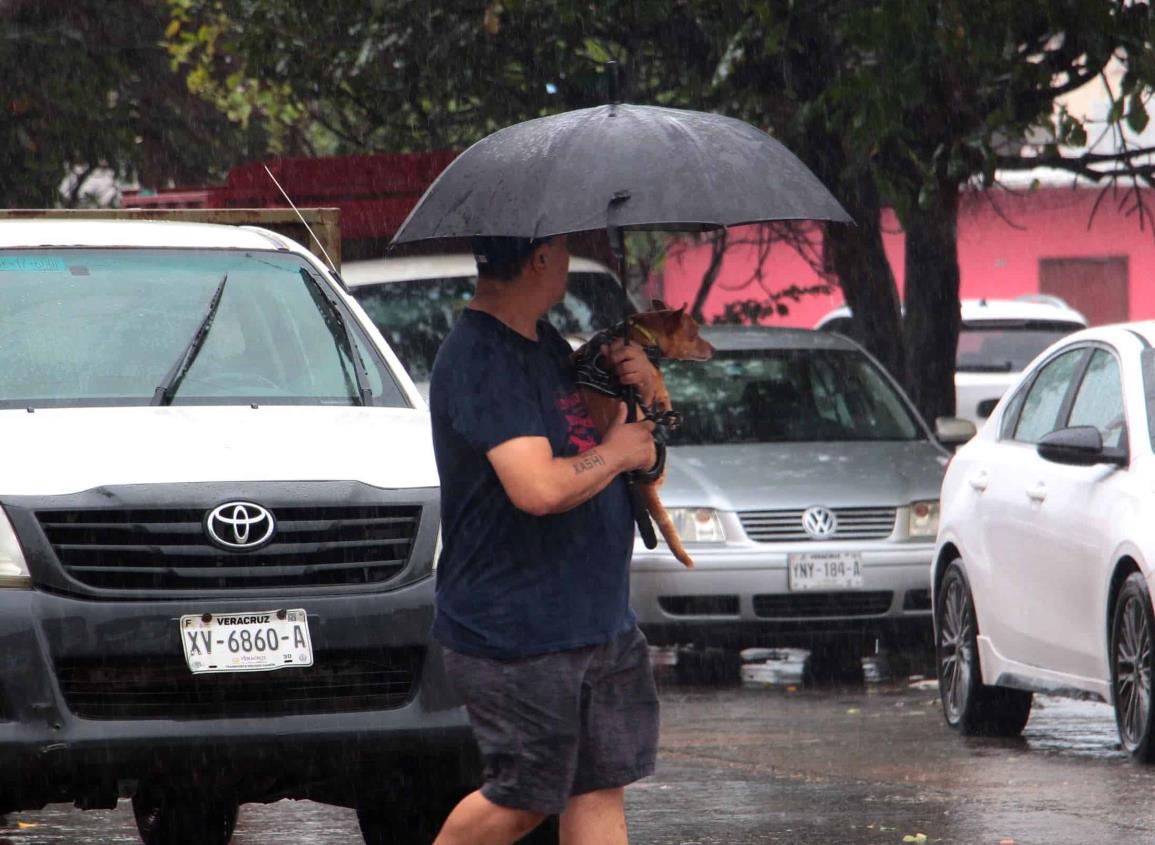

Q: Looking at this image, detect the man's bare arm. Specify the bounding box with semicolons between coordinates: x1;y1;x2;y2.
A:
488;405;655;516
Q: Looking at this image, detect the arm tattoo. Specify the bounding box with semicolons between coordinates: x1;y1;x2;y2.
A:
572;450;606;475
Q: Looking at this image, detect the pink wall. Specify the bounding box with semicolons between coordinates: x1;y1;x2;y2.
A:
655;186;1155;327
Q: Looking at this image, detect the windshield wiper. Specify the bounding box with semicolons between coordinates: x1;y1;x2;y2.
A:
151;274;229;406
299;268;373;406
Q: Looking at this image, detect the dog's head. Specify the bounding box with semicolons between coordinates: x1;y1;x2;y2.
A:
630;301;714;361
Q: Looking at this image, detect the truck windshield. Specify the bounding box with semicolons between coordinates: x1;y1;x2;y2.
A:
0;249;406;409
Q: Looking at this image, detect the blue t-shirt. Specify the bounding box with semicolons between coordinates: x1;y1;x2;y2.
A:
428;308;636;659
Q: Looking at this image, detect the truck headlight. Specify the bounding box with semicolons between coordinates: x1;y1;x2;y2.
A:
908;500;940;538
0;508;31;588
668;508;726;543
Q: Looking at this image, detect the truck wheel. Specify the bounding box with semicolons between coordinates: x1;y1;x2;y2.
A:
358;795;559;844
132;790;238;845
357;799;454;845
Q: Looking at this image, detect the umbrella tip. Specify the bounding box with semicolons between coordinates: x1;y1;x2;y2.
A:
606;61;622;107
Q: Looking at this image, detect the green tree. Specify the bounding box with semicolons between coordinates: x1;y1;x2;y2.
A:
0;0;266;207
840;0;1152;420
693;0;1153;420
168;1;1155;423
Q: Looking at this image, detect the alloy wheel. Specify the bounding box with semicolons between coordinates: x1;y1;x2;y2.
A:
939;575;974;725
1115;593;1152;751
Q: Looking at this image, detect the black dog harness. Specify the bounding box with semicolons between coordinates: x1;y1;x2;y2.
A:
572;323;681;484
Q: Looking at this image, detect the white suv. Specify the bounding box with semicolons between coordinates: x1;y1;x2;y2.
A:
816;296;1088;426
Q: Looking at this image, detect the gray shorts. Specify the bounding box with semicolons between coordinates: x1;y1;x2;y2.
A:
441;625;659;815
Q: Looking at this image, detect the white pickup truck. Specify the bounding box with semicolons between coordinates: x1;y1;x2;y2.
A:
0;211;478;845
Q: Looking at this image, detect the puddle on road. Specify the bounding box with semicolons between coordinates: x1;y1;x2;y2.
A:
1022;695;1123;760
1;800;361;845
654;646;1129;764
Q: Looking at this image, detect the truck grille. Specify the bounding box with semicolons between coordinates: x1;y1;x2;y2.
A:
55;650;421;719
36;504;420;590
738;507;897;542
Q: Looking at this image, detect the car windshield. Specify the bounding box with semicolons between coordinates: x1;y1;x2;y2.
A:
0;248;404;409
955;322;1084;373
352;271;629;383
662;347;923;445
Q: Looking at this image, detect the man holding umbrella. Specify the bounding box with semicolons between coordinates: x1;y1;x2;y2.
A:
428;232;662;845
392;96;851;844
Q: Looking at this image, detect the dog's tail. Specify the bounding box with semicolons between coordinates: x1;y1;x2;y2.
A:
639;482;694;568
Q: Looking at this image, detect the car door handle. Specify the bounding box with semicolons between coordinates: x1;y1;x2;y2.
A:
968;471;989;491
1026;483;1047;502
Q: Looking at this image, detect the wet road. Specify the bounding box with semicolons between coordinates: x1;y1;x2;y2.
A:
3;667;1150;845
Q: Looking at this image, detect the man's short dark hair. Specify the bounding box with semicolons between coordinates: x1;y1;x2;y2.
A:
472;236;542;282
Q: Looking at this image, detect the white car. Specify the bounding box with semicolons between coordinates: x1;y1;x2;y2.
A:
933;321;1155;758
816;296;1087;426
343;253;630;396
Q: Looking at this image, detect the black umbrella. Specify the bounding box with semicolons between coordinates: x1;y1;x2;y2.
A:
392;97;851;548
391;103;851;245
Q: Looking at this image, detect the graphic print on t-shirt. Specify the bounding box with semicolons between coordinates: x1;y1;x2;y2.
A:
556;391;599;453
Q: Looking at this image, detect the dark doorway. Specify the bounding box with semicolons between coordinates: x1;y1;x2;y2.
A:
1039;256;1129;326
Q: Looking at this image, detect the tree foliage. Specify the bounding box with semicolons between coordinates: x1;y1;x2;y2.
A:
0;0;266;207
165;0;718;154
698;0;1154;420
167;0;1154;422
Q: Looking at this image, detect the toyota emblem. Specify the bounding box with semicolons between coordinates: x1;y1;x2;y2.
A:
801;506;837;540
205;502;276;550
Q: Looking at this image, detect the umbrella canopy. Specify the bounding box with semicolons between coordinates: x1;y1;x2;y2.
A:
391;103;851;245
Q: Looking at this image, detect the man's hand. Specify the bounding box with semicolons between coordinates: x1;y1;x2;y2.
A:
602;339;659;407
600;401;657;473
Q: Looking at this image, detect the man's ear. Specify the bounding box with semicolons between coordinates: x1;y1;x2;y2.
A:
650;299;670;311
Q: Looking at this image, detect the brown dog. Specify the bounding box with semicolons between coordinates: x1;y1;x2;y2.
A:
574;302;714;567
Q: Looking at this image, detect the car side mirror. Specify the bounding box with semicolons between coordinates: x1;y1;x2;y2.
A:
935;417;977;445
1036;426;1126;467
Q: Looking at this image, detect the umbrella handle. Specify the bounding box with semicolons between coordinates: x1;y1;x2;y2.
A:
627;477;658;549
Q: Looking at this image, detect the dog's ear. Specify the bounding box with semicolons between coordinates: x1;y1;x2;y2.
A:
676;302;688;316
650;298;670;311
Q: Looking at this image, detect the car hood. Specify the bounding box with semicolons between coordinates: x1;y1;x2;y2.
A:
660;441;948;510
0;406;438;496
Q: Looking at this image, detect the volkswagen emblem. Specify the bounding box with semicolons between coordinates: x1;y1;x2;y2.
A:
801;506;837;540
205;502;276;550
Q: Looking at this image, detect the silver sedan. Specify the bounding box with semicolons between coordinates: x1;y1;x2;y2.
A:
631;326;962;673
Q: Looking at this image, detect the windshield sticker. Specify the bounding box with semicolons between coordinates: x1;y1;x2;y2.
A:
0;256;67;272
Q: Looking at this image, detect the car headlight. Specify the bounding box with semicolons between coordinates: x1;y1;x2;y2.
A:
667;508;726;543
908;500;940;538
432;526;443;571
0;508;31;588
